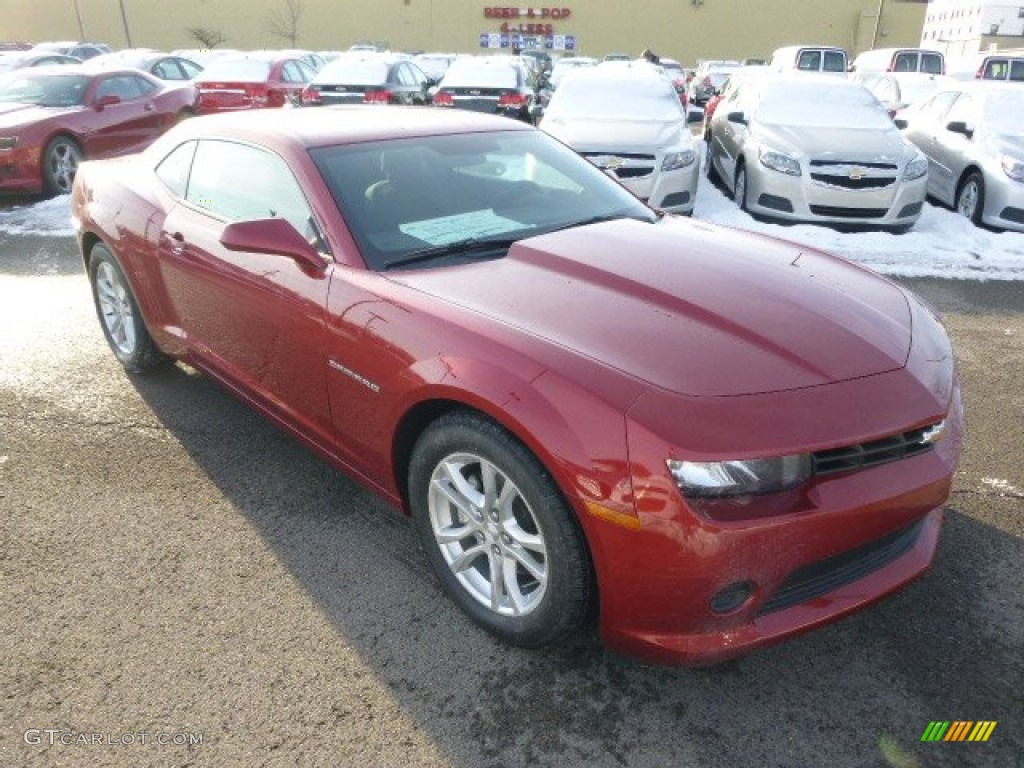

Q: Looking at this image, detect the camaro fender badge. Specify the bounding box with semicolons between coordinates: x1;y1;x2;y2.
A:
328;359;381;393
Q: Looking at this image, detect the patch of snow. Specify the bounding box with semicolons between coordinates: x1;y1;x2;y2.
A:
0;197;75;236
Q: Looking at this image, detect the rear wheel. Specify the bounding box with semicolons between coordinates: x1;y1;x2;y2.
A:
42;135;82;196
956;171;985;226
89;244;166;373
409;411;593;647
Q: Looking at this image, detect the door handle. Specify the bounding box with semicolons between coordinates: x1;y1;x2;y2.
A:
166;231;186;255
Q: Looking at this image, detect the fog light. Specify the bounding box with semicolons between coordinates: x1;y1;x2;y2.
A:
709;581;756;614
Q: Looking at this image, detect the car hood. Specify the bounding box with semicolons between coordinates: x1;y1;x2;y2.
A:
754;123;911;162
542;116;689;153
990;132;1024;158
387;217;912;397
0;102;75;128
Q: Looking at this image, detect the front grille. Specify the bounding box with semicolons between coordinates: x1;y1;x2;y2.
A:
809;160;897;169
581;152;656;180
809;205;889;219
758;518;925;615
810;173;896;190
813;423;941;477
614;167;654;179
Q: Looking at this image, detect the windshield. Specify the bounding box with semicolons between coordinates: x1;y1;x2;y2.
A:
311;130;654;270
0;73;90;106
756;84;892;129
984;90;1024;136
546;75;684;121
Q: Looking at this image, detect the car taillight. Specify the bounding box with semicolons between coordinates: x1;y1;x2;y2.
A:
301;85;321;105
433;91;454;106
364;90;392;104
247;84;270;106
498;92;526;108
975;64;985;79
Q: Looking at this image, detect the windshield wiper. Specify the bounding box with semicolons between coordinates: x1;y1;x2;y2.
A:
544;211;659;235
382;235;522;271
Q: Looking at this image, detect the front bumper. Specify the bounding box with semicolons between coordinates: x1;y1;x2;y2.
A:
582;368;962;666
744;163;928;228
980;171;1024;233
0;146;44;195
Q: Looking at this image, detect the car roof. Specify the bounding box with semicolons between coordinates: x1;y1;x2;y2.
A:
162;105;533;150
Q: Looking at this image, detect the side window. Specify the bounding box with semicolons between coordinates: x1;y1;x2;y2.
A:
94;75;143;101
407;62;428;85
133;75;157;95
797;50;821;71
280;61;301;83
153;60;183;80
181;59;203;79
186;140;317;241
395;64;415;86
920;90;958;122
155;140;197;198
823;51;846;72
1011;60;1024;81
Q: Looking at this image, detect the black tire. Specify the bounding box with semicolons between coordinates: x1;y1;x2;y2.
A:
734;161;749;211
88;244;166;373
956;171;985;226
705;145;721;186
42;135;83;196
409;410;593;648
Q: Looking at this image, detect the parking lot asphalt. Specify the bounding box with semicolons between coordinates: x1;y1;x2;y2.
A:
1;231;1021;768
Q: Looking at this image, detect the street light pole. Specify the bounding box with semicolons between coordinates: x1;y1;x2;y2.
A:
871;0;885;50
72;0;87;39
118;0;134;47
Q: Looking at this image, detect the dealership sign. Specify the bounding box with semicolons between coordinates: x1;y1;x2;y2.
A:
481;7;575;50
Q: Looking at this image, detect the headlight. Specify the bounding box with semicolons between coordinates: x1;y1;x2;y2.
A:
0;136;18;151
758;148;801;176
666;454;812;498
662;149;696;171
1001;154;1024;182
903;154;928;181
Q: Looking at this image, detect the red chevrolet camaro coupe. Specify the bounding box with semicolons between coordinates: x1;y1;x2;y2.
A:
0;65;197;195
71;107;962;665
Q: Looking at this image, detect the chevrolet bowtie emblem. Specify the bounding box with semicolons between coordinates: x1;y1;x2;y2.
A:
598;157;625;171
848;166;868;180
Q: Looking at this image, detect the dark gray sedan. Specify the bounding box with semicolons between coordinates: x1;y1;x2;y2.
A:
301;54;430;106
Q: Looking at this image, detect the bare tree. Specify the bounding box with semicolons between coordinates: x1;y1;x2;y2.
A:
187;27;228;48
265;0;304;47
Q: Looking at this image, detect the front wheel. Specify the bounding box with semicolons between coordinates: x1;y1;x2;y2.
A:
956;171;985;226
42;135;82;196
89;245;166;373
409;411;593;647
734;162;749;211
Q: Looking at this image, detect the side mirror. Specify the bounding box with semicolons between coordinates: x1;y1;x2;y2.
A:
220;217;327;272
946;120;974;139
93;94;120;110
726;111;748;126
893;117;908;130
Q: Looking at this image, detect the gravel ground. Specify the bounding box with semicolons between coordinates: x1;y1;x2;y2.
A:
1;232;1020;768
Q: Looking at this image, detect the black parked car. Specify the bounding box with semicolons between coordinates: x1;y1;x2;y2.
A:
301;54;431;106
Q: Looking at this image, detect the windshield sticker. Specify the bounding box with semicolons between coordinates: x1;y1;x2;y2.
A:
399;209;528;245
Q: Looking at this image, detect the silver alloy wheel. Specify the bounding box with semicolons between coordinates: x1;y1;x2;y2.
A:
734;166;747;209
95;261;137;356
46;139;81;194
957;179;980;220
427;452;548;616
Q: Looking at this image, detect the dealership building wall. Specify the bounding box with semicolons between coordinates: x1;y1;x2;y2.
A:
7;1;928;63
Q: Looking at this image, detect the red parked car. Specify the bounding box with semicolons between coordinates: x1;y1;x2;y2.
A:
0;66;197;195
71;107;962;666
194;53;314;114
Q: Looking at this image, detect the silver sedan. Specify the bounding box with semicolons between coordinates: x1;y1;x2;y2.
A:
707;72;929;230
898;81;1024;232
